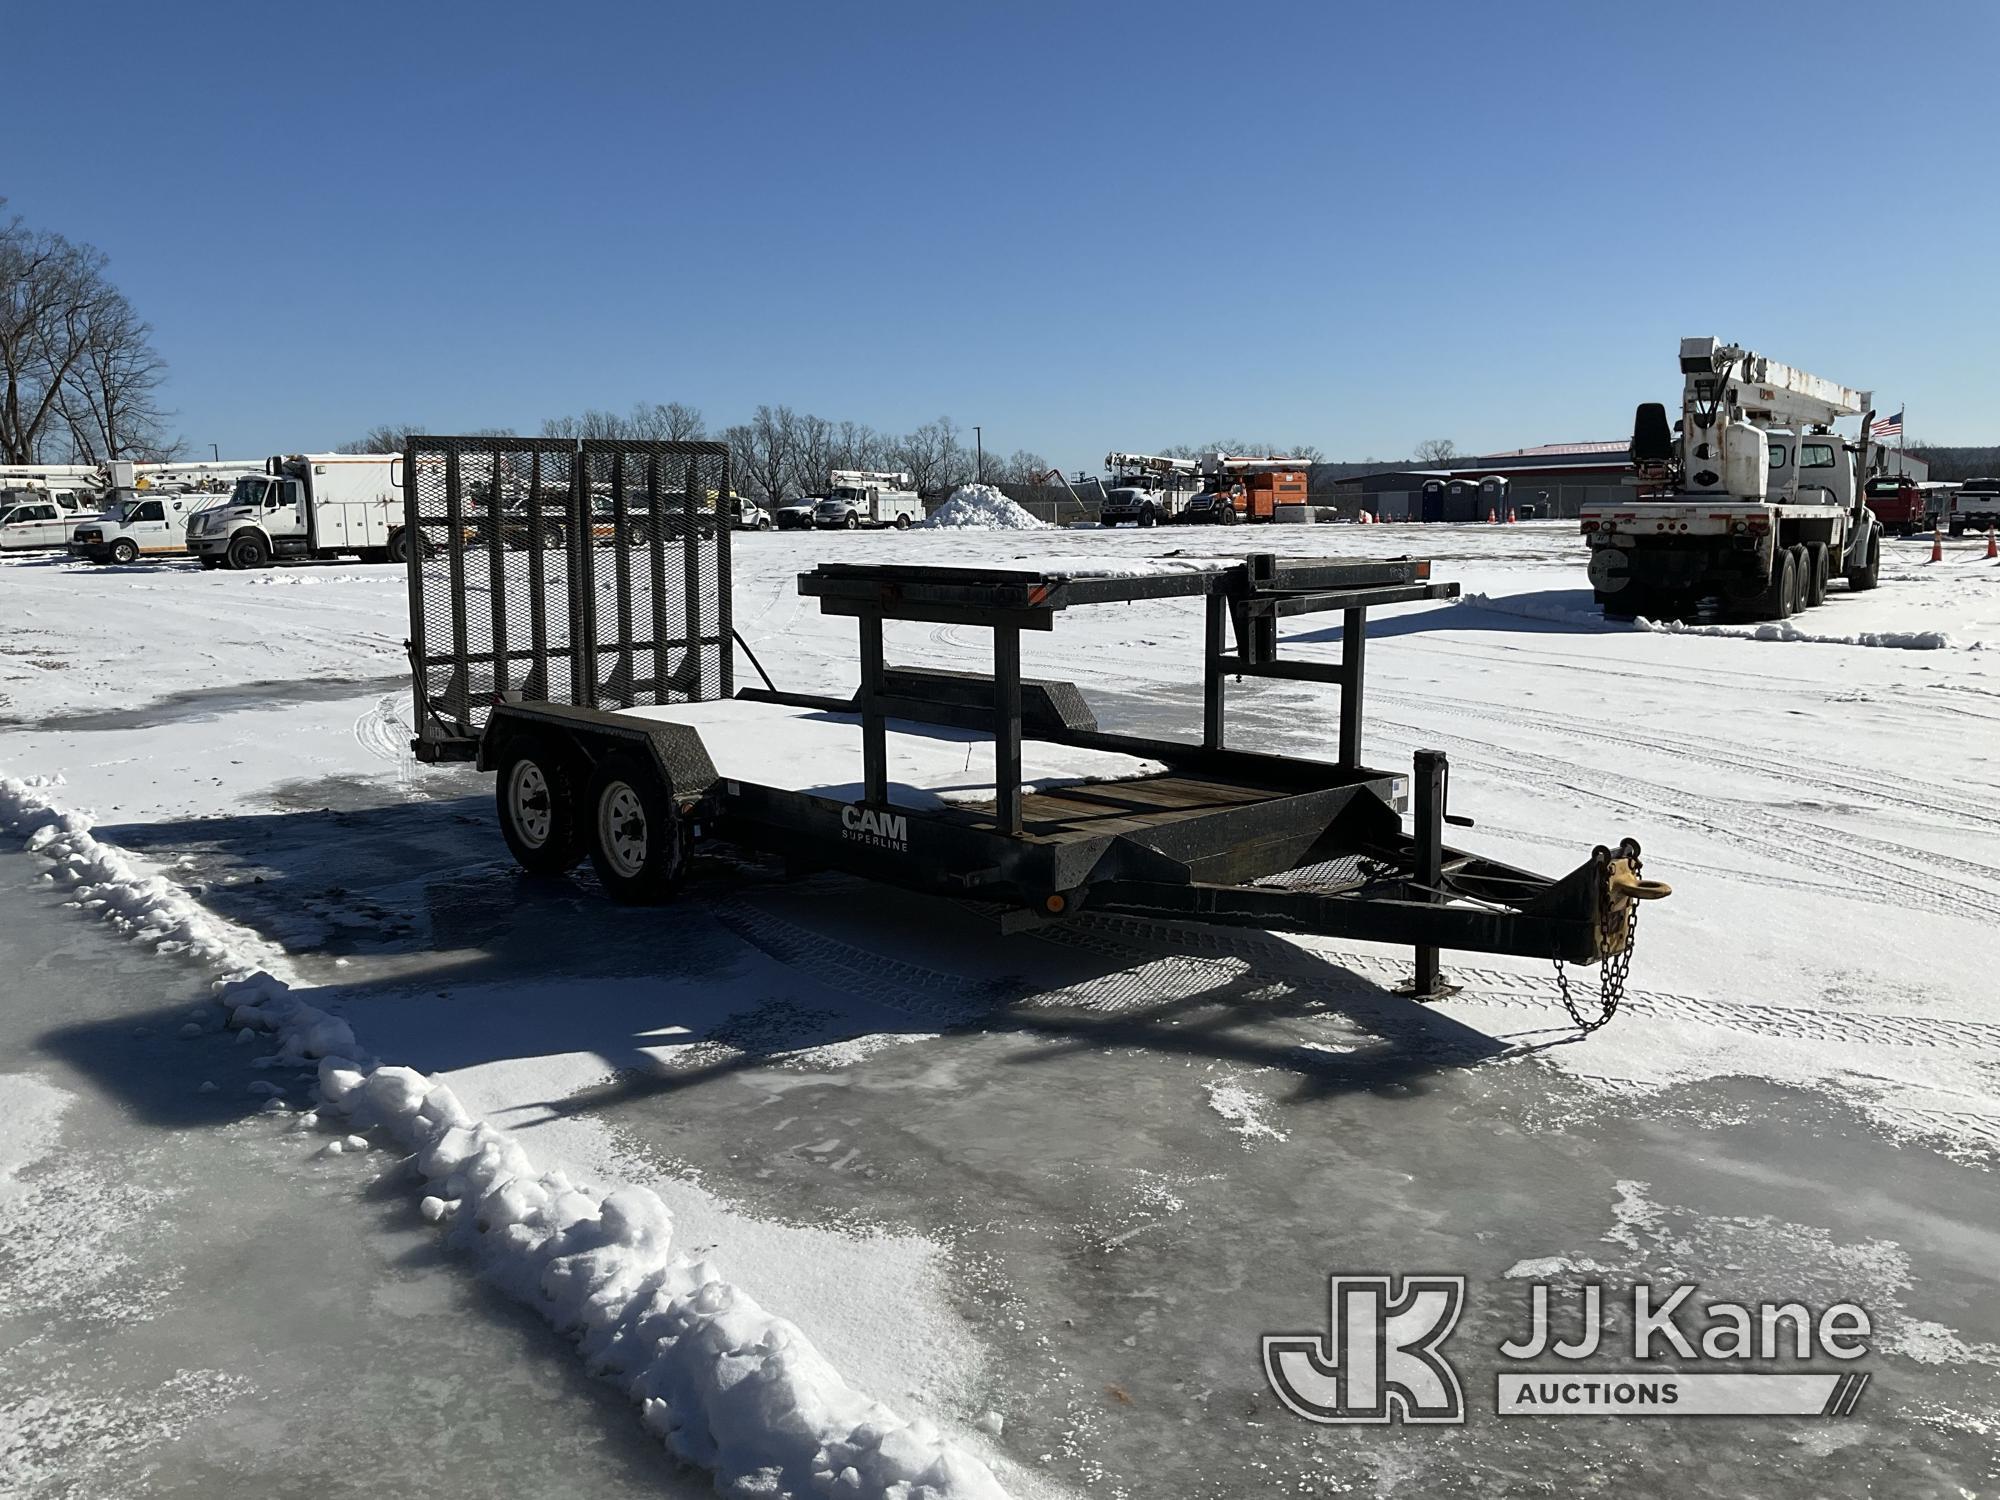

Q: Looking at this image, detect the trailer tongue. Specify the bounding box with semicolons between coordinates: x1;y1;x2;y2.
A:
404;435;1666;1024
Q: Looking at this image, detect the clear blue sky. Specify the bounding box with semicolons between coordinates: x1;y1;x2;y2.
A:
9;0;1995;472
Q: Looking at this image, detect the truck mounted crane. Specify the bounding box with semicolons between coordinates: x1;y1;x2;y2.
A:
1581;337;1884;621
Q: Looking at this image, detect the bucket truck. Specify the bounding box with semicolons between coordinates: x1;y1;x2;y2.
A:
1181;454;1311;524
1581;338;1885;621
1098;453;1203;526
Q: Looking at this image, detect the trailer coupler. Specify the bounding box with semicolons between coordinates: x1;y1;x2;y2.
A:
1551;839;1670;1032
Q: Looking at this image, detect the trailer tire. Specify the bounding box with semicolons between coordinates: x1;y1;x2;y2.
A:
585;753;685;904
1846;532;1881;592
109;539;139;566
228;533;269;570
495;733;584;875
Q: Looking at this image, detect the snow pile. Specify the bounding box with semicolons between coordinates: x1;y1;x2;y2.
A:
0;774;291;980
920;486;1049;532
1639;617;1958;651
0;773;1011;1500
316;1058;1009;1498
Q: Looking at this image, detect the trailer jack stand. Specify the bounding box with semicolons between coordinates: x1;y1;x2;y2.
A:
1395;748;1462;1001
1396;951;1462;1003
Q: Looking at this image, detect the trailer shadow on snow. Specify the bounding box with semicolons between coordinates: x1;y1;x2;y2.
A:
68;785;1537;1134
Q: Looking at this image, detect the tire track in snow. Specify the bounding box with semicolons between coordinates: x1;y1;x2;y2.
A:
1369;714;1997;924
1048;913;2000;1055
1368;685;2000;835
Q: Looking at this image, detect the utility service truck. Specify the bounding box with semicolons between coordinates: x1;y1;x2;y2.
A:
1098;453;1203;527
1581;338;1885;621
813;470;921;529
1181;454;1311;524
187;453;410;569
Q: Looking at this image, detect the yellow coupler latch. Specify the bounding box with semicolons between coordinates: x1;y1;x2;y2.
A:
1597;840;1672;960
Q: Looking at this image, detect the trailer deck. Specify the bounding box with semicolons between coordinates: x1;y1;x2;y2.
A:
403;435;1667;1013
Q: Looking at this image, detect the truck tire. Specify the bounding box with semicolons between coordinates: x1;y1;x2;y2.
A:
109;539;139;566
893;513;911;530
228;532;269;570
387;528;414;565
843;514;859;530
495;732;584;875
585;752;686;904
1845;532;1881;592
1139;506;1157;529
1804;543;1830;608
1754;548;1796;621
757;516;773;531
198;555;223;571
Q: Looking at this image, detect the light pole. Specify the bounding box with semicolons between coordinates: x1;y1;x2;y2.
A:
210;443;219;462
974;426;982;482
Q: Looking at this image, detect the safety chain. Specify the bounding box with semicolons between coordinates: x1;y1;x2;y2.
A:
1553;847;1643;1033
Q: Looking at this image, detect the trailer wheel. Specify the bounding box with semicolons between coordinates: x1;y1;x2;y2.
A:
495;733;584;874
1846;532;1881;592
109;539;139;565
586;753;686;904
1804;543;1830;608
228;533;269;570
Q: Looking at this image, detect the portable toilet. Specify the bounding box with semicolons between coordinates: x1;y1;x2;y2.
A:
1420;478;1447;523
1444;477;1480;523
1478;475;1510;517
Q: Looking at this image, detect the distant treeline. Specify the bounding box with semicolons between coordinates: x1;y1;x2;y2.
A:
1906;446;2000;482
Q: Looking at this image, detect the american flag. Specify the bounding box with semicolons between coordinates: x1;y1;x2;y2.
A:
1871;409;1905;440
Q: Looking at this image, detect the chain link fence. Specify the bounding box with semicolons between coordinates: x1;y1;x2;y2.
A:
405;436;732;758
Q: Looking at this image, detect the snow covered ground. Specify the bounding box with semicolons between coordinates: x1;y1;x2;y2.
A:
2;522;1998;1496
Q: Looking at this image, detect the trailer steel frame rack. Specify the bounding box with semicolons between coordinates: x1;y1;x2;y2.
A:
442;549;1663;995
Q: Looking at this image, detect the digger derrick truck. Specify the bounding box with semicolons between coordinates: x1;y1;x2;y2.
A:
1098;453;1203;527
1581;338;1885;621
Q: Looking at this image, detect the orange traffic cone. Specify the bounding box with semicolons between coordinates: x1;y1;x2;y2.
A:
1506;506;1518;524
1988;527;1997;560
1487;507;1498;524
1930;524;1944;563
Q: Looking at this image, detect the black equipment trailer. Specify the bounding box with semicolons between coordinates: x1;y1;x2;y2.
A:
404;436;1667;1010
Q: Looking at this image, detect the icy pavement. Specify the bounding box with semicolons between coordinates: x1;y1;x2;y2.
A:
0;850;711;1499
3;524;2000;1495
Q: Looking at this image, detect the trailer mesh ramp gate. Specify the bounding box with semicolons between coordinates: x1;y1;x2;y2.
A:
405;436;733;760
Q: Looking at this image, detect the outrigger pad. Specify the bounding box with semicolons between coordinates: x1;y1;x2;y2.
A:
873;666;1099;737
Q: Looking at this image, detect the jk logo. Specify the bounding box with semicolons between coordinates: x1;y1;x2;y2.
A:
1263;1275;1467;1425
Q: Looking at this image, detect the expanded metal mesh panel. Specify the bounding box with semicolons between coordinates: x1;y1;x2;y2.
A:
406;436;732;752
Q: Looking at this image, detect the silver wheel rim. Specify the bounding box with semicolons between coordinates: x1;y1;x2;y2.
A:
598;781;648;877
507;761;552;848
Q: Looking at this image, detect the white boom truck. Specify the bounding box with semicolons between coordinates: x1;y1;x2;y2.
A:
1098;453;1203;527
1581;338;1884;620
813;470;921;529
187;453;410;569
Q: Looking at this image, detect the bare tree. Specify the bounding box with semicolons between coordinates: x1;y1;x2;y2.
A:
339;423;423;455
829;420;891;474
724;405;797;504
785;412;834;496
1;204;177;464
626;401;705;442
56;294;180;461
895;416;968;497
1413;438;1458;465
1002;449;1054;486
